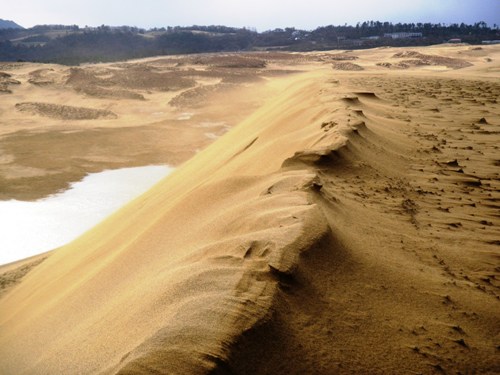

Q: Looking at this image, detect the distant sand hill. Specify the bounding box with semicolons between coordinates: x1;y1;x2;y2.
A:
0;45;499;374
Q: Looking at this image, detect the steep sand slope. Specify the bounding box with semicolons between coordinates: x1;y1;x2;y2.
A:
0;46;499;374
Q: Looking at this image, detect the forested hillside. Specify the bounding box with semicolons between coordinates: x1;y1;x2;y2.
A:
0;22;498;64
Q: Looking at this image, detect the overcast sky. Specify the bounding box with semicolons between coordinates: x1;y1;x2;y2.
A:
3;0;499;31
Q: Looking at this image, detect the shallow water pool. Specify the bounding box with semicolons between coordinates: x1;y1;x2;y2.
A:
0;165;173;265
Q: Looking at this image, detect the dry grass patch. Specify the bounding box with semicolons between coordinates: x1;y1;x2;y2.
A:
15;102;117;120
332;61;364;71
0;71;21;93
392;50;473;69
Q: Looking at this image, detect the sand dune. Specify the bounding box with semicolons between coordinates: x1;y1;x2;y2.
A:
0;45;499;374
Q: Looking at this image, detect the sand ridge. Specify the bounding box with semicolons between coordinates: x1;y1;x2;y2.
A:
0;45;499;374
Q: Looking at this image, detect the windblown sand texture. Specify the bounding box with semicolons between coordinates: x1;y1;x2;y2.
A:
0;45;499;374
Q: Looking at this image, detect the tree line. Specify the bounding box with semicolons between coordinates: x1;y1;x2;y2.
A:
0;22;498;65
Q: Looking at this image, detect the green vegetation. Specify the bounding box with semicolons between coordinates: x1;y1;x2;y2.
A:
0;22;498;65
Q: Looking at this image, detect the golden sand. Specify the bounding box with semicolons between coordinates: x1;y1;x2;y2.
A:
0;45;499;374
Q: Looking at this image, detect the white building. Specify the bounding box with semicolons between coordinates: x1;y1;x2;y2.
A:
384;32;423;39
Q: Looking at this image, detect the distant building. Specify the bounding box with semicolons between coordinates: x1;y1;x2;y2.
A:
384;32;423;39
448;38;462;43
482;40;500;45
343;39;363;47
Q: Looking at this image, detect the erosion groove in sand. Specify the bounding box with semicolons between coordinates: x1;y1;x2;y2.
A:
0;45;499;374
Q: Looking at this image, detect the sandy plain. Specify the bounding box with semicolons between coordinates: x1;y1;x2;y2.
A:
0;44;499;374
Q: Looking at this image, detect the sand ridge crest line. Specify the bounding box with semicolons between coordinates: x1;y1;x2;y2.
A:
118;100;379;373
127;82;354;371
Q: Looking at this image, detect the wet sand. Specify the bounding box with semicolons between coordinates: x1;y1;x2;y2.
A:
0;165;172;265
